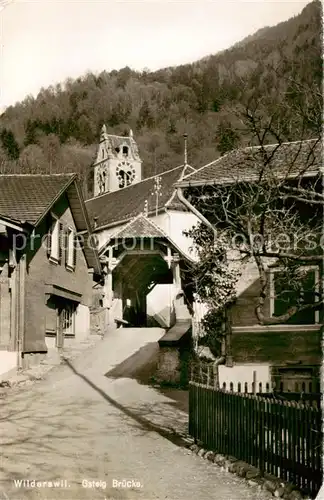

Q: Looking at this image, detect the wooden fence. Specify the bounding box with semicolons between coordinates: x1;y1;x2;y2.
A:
189;382;322;498
190;362;273;394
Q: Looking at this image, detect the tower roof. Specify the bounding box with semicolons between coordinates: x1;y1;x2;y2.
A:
98;129;141;161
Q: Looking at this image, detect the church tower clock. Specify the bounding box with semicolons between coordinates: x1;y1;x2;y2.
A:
93;125;142;197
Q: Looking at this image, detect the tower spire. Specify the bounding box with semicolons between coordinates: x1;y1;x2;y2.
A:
183;133;188;166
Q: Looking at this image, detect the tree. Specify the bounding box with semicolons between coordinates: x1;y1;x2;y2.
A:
18;144;47;173
0;129;20;160
184;223;239;355
184;75;322;340
186;155;322;328
137;100;154;129
38;134;62;173
216;120;240;155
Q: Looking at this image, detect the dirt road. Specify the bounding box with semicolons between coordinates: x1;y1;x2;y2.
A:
0;328;272;500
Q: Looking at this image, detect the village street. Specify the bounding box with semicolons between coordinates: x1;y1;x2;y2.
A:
0;328;272;500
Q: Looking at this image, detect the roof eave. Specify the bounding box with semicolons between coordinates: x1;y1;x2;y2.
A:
72;180;102;275
33;174;77;228
0;216;31;233
176;169;320;189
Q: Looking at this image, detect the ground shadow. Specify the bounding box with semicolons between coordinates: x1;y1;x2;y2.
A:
64;358;189;447
104;342;189;414
105;342;159;384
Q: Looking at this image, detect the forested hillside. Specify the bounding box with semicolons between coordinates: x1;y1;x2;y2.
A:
0;0;321;197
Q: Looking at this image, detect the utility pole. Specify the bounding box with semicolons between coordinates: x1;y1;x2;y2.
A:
152;176;162;217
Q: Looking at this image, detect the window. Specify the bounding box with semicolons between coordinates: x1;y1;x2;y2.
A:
270;266;320;325
47;217;62;264
65;227;77;271
62;304;75;336
275;368;315;393
47;216;76;270
122;146;128;156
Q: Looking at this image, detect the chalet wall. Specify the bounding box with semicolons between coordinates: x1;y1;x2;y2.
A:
0;268;11;349
158;210;199;260
0;352;16;379
231;329;321;366
219;364;271;392
24;196;94;353
230;277;271;327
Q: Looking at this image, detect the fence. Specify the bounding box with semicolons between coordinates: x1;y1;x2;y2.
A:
189;382;323;498
190;362;273;394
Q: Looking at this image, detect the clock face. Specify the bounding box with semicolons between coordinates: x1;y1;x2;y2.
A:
116;161;136;188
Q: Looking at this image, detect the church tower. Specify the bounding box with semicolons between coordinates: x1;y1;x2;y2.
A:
93;126;142;197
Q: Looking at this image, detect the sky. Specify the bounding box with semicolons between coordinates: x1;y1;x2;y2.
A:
0;0;311;112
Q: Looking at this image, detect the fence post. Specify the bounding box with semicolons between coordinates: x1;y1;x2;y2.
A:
213;363;219;390
252;370;257;395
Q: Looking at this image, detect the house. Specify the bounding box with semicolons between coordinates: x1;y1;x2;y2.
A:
85;126;199;329
0;174;102;378
176;139;323;393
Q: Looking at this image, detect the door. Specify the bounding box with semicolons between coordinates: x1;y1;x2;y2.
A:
56;303;75;348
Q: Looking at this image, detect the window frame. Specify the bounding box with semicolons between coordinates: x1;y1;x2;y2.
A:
269;265;320;325
48;214;61;264
65;226;76;272
61;303;76;337
47;215;77;271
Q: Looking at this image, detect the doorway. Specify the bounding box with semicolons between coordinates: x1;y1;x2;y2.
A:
113;253;173;327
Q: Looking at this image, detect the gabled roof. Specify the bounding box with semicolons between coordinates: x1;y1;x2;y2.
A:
0;174;101;274
110;213;167;240
176;139;322;187
99;212;195;262
0;174;75;226
86;165;186;230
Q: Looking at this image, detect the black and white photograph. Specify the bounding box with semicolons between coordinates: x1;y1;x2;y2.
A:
0;0;323;499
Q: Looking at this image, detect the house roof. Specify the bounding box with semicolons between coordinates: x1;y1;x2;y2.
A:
176;139;322;187
0;174;101;274
99;213;195;262
86;165;186;230
0;174;75;226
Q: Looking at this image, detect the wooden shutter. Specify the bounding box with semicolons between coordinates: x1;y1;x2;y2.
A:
58;222;64;263
46;221;53;257
64;228;69;266
72;234;77;268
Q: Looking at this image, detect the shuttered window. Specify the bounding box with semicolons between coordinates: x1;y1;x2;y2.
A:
46;223;52;258
48;218;60;263
58;222;64;264
66;228;76;271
